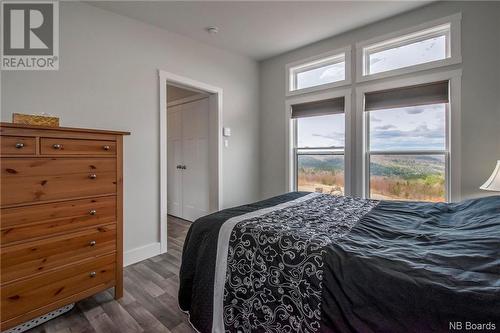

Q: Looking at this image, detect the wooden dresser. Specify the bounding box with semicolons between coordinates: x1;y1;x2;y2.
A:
0;123;129;330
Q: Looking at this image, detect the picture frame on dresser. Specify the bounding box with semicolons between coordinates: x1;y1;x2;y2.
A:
0;122;130;331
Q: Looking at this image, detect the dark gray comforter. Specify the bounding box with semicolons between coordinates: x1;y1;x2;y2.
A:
179;193;500;332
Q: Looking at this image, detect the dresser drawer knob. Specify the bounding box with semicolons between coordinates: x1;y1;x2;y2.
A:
103;145;111;151
15;143;25;149
89;174;97;179
89;209;97;215
89;271;96;278
52;144;63;150
89;240;97;246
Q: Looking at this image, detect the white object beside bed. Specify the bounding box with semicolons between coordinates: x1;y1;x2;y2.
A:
480;160;500;191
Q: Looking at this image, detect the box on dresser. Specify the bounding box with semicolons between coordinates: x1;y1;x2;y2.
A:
0;122;130;331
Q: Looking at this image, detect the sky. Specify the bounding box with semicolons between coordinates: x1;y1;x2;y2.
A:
297;114;345;149
369;35;446;75
295;34;445;89
296;61;345;90
296;34;447;151
297;104;446;151
369;104;445;151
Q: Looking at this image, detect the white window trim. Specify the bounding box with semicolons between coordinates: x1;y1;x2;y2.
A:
356;13;462;83
286;46;352;97
355;69;462;202
285;88;353;195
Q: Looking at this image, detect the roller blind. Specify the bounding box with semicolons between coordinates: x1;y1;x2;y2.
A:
364;81;449;111
291;97;345;119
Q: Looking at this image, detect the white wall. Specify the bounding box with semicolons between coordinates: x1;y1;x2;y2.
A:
259;1;500;200
1;2;260;260
2;1;499;261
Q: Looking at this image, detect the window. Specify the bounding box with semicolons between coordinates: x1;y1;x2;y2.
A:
292;97;345;194
287;49;349;94
285;15;462;201
358;14;461;80
295;60;345;90
364;81;449;202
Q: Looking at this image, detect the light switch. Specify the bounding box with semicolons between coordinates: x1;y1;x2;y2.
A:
224;139;229;148
223;127;231;137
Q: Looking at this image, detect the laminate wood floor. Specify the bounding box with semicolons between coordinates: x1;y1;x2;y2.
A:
26;216;195;333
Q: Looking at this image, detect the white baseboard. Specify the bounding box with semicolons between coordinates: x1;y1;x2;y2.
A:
124;242;161;267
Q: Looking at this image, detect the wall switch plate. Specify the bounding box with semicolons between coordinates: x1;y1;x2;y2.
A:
223;127;231;137
224;139;229;148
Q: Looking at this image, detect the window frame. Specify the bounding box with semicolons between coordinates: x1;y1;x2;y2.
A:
356;13;462;82
286;89;352;195
365;105;450;202
286;46;352;96
355;69;462;202
283;15;463;202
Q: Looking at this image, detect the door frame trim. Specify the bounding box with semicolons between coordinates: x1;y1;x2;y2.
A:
159;70;223;253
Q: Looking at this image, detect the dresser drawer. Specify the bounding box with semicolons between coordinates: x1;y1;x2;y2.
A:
1;158;116;206
1;254;115;322
1;196;116;245
40;138;116;155
1;225;116;283
1;136;36;155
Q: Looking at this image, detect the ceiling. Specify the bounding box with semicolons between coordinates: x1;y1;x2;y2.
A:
91;1;433;60
167;84;201;102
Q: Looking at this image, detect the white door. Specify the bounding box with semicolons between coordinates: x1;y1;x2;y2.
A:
167;98;210;221
167;104;183;218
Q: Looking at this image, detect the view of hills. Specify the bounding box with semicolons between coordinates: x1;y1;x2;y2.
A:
297;154;445;201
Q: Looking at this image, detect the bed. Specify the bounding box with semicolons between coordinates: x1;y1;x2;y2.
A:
178;192;500;333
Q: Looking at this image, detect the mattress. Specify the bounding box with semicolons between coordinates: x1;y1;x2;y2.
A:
178;192;500;332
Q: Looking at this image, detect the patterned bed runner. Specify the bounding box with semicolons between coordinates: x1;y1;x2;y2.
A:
212;193;378;333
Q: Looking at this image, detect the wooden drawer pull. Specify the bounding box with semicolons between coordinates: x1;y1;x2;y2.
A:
15;143;25;149
103;145;111;151
89;240;96;247
89;271;96;278
52;144;63;150
89;173;97;179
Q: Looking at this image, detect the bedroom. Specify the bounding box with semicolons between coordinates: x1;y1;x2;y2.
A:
0;1;499;332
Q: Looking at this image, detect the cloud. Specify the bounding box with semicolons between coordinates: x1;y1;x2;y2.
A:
405;107;425;114
405;104;444;115
370;116;382;122
312;131;344;140
375;124;397;130
372;123;444;140
369;103;446;150
311;132;345;147
320;64;344;79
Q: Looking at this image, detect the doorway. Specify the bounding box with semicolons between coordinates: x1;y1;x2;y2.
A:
167;85;211;221
159;70;223;253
